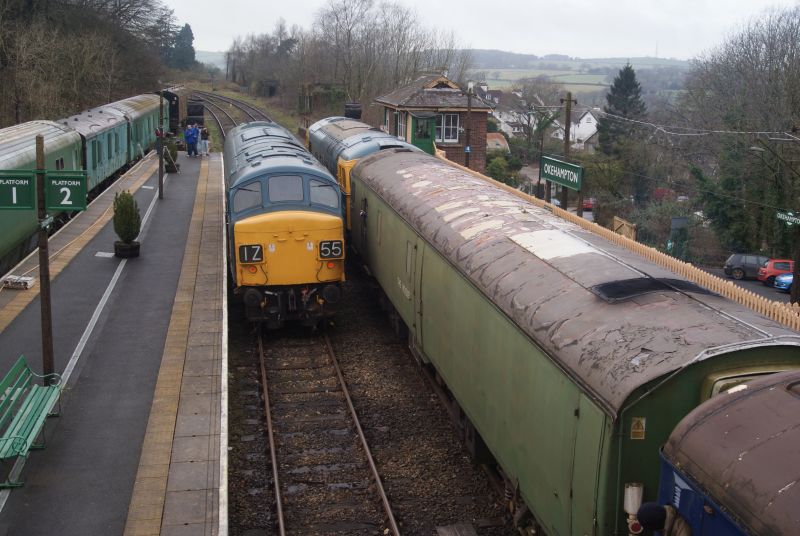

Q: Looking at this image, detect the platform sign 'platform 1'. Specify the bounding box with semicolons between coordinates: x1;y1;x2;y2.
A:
0;171;35;210
46;172;87;211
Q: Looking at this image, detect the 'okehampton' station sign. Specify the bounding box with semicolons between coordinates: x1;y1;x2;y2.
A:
541;156;583;191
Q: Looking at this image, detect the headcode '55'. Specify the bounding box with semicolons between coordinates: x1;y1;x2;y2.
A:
319;240;343;259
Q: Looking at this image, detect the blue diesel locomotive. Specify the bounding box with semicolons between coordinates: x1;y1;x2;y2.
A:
658;370;800;535
224;121;345;326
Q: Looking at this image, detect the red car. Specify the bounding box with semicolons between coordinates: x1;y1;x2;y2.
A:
581;197;596;211
757;259;794;285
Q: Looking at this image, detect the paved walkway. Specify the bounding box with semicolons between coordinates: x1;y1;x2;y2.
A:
0;152;226;536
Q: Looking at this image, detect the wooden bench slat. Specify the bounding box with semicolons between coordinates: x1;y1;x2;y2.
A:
0;387;45;458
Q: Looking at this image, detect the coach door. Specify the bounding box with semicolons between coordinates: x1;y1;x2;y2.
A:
411;238;425;350
570;394;604;535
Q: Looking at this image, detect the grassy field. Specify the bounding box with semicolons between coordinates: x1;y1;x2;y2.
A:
475;68;610;93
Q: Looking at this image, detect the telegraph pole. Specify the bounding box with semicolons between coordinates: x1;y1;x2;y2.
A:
36;136;55;377
560;92;576;210
465;81;474;169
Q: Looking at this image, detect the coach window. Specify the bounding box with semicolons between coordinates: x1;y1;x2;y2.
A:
268;175;304;202
233;182;262;212
309;179;339;209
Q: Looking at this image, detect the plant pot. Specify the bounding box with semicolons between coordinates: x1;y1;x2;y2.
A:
114;241;140;258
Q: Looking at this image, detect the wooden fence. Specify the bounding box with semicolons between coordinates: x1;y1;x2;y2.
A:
435;152;800;332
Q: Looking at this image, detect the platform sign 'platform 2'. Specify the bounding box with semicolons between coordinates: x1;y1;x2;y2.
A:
0;171;35;210
46;172;87;211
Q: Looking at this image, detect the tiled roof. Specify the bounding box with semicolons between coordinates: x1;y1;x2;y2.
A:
375;74;492;111
486;133;510;151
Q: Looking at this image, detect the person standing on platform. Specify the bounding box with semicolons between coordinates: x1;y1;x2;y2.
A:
200;126;210;156
184;124;198;157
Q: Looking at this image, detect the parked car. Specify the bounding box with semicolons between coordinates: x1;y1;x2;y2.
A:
582;197;596;210
723;253;769;280
774;272;793;293
757;259;794;286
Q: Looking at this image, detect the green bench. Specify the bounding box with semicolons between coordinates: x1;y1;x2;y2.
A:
0;355;61;488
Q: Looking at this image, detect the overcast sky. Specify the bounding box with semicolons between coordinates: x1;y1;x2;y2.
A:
165;0;797;59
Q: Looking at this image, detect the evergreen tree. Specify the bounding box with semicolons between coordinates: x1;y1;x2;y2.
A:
597;64;646;155
170;24;196;70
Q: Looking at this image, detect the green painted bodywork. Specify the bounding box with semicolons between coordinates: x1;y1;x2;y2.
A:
350;172;800;535
0;123;82;270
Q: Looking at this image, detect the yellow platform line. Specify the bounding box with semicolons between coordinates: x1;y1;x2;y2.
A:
124;158;210;536
0;159;159;333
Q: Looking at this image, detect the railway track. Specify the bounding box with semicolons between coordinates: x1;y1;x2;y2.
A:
195;90;271;122
258;329;400;535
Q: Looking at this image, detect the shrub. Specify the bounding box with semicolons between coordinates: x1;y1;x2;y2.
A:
113;191;141;243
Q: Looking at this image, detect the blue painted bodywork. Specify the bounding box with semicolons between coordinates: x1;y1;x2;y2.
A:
307;116;418;176
658;454;745;536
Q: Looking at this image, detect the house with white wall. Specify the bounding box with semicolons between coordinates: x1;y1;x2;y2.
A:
552;108;600;152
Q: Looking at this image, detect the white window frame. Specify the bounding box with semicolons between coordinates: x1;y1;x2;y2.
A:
435;113;460;143
396;111;406;141
383;108;390;131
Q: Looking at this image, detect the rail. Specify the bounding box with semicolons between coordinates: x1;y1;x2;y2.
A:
257;328;400;535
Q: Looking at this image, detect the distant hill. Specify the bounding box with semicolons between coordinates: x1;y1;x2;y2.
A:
469;49;689;71
196;51;226;71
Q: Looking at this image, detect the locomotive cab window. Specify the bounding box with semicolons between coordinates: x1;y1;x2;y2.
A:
233;182;262;212
268;175;303;202
309;180;339;209
709;373;771;397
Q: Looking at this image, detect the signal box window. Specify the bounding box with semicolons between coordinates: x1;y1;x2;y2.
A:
310;180;339;209
435;114;459;143
233;182;262;212
269;175;304;202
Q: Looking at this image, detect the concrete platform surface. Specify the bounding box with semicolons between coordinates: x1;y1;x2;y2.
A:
0;152;227;536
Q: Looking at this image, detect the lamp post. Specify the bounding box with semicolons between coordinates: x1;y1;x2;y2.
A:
158;89;164;199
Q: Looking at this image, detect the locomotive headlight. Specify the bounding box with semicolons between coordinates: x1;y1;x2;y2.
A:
624;482;643;514
327;261;335;269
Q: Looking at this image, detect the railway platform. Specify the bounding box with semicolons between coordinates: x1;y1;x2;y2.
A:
0;151;226;536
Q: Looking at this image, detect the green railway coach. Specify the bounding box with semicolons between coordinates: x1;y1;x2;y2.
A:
106;94;165;161
0;121;82;274
348;148;800;535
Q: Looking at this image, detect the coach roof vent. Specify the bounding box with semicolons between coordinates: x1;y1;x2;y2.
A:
592;278;711;303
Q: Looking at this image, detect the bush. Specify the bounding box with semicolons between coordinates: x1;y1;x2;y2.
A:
164;138;180;172
113;191;141;243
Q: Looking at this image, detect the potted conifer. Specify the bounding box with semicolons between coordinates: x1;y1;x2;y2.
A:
113;191;141;258
165;136;180;173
